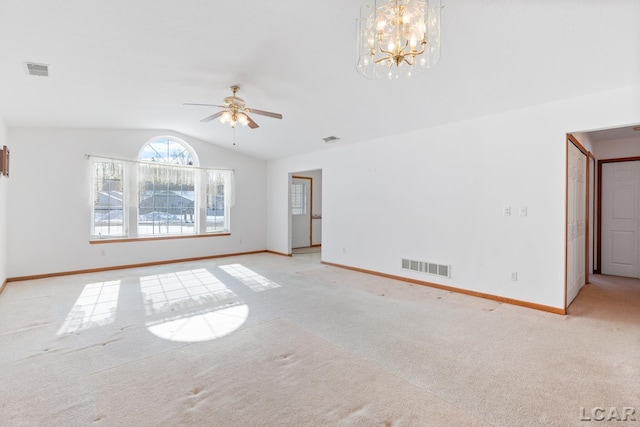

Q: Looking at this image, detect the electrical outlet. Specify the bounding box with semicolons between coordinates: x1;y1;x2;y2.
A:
503;206;511;216
510;272;518;281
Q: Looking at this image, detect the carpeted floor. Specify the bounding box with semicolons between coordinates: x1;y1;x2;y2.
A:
0;253;638;426
292;246;322;254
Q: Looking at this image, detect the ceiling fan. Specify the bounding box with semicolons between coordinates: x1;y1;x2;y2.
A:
184;85;282;129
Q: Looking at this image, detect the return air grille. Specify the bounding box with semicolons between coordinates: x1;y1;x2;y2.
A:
401;258;451;278
25;62;50;77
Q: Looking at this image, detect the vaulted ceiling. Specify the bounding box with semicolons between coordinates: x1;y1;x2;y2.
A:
0;0;638;159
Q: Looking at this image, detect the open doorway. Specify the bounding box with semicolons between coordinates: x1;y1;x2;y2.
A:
289;169;322;256
567;124;640;313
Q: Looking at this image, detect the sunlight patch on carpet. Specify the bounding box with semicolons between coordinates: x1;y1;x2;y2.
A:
57;280;121;335
140;268;249;342
146;302;249;342
219;264;281;292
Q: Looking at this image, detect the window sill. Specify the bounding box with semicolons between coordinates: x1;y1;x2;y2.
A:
89;233;231;244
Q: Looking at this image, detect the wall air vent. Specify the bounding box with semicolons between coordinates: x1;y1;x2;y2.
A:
322;136;340;143
25;62;50;77
401;258;451;278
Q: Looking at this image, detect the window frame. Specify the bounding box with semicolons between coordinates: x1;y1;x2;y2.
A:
89;137;233;243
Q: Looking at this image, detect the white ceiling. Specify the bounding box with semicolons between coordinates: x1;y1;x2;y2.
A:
0;0;639;160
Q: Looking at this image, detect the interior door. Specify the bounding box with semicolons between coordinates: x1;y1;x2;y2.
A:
601;161;640;278
291;177;311;248
567;142;587;305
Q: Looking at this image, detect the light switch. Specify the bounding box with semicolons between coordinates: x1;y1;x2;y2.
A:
520;206;528;217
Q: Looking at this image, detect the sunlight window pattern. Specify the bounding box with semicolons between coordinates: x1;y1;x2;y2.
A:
140;268;248;342
57;281;121;335
220;264;281;292
140;268;236;316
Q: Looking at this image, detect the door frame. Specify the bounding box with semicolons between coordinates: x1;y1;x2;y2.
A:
596;156;640;274
291;175;313;248
565;134;592;309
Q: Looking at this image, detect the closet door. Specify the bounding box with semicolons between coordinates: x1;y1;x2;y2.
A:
567;142;587;304
601;161;640;278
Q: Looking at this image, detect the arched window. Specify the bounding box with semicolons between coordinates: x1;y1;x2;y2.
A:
139;137;197;166
90;136;232;240
137;137;198;236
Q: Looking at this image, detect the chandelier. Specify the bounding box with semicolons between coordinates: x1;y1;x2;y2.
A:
356;0;441;79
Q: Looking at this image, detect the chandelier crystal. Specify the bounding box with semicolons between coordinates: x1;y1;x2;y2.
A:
356;0;441;79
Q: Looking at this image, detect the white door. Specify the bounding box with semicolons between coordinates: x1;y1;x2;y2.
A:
567;142;587;305
601;161;640;278
291;177;311;248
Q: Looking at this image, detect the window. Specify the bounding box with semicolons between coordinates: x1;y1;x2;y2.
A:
291;182;307;215
92;161;125;237
90;137;233;240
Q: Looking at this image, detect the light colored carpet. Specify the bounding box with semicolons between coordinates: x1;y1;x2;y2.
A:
292;246;321;254
1;254;639;426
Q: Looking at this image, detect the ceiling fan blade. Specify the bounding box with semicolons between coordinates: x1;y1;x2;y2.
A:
246;108;283;119
201;111;224;122
183;103;226;108
246;114;259;129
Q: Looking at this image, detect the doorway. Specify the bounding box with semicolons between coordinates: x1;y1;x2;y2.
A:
291;176;312;249
599;159;640;278
289;170;322;252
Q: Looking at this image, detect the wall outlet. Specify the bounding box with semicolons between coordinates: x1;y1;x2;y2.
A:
510;272;518;281
503;206;511;216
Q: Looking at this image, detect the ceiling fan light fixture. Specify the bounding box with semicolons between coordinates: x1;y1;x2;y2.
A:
185;85;282;132
356;0;441;80
237;113;249;127
220;111;232;123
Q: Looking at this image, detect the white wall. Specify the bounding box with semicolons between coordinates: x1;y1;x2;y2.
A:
6;128;267;278
0;116;7;286
267;85;640;310
592;136;640;160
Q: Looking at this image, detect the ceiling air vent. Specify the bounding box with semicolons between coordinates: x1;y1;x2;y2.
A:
25;62;50;77
322;136;340;143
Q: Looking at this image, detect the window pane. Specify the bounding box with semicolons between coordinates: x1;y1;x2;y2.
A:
207;170;229;233
139;138;194;165
138;163;196;236
291;183;307;215
93;161;125;237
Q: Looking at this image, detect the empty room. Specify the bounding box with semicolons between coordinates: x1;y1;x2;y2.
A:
1;1;640;425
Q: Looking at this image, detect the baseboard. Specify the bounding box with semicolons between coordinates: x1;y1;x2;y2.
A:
321;261;566;315
0;279;7;295
310;244;322;248
266;250;293;257
7;250;269;283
